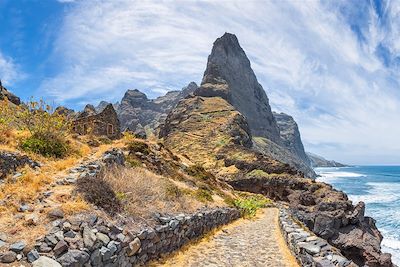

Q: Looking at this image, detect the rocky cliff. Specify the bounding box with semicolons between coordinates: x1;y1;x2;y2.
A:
159;33;393;266
307;152;348;167
0;82;20;106
194;33;282;145
106;82;198;133
273;112;311;166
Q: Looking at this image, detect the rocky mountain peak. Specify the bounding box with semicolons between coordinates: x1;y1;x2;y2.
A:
194;33;282;144
273;112;311;166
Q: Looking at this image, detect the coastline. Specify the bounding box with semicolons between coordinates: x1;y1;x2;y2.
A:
316;166;400;265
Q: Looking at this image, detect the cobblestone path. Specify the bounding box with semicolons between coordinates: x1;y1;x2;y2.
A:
154;208;299;267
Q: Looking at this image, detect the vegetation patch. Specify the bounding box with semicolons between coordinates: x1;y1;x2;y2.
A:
195;189;213;202
185;164;213;180
233;194;272;218
20;135;69;158
76;174;121;215
127;140;150;155
246;169;270;178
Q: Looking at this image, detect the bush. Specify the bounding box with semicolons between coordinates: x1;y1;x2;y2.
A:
233;195;272;218
76;174;121;215
195;189;213;202
185;164;213;180
127;140;150;155
20;135;69;158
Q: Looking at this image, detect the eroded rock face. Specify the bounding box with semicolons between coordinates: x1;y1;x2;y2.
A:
228;174;393;267
0;83;20;106
194;33;282;145
307;152;348;167
116;82;198;133
160;96;252;167
273;112;311;167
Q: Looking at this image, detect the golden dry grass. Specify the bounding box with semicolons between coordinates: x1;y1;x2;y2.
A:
103;167;207;218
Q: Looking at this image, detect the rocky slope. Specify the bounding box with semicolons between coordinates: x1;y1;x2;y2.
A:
0;82;20;106
112;82;198;133
273;112;310;167
194;33;282;145
307;152;348;167
159;33;394;266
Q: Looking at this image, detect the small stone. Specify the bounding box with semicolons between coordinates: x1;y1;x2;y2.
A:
27;249;40;263
45;235;58;246
0;251;17;263
43;191;53;197
99;246;112;261
53;240;68;257
18;203;31;212
96;232;110;245
32;256;62;267
0;240;6;248
63;222;72;231
25;213;39;225
55;230;64;241
57;250;90;266
48;208;64;219
17;254;23;260
107;241;119;254
0;232;8;241
127;238;141;256
38;243;52;253
298;242;321;255
64;230;76;238
90;249;101;266
83;227;97;248
10;241;26;252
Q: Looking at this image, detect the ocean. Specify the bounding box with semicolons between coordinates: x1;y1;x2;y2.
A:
316;166;400;264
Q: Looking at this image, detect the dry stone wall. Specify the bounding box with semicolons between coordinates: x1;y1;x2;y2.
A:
20;149;240;267
279;208;356;267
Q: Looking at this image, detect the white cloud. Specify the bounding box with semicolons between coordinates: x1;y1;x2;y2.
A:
0;52;19;86
40;0;400;164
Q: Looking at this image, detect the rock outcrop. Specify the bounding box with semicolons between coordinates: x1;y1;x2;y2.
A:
228;173;393;267
307;152;348;167
0;81;20;106
116;82;198;133
273;112;311;167
194;33;281;145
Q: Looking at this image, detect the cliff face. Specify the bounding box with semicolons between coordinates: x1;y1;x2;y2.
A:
159;33;393;266
273;112;311;166
194;33;282;145
0;83;21;105
307;152;348;167
107;82;198;133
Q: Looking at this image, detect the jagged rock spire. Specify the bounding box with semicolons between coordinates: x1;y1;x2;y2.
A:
195;32;282;144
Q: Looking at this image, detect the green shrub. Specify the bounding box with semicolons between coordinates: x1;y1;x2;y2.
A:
246;169;270;178
126;155;142;168
20;135;69;158
195;189;213;202
127;140;150;155
185;165;213;180
233;195;272;218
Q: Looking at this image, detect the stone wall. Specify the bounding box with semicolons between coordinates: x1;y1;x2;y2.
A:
0;151;39;180
28;207;240;267
279;208;356;267
11;149;240;266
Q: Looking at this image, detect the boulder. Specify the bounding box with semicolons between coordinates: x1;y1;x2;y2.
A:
57;250;90;267
33;256;62;267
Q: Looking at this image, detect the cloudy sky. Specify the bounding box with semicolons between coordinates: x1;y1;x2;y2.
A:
1;0;400;165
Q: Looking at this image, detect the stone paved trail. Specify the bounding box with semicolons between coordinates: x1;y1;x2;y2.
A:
154;208;299;267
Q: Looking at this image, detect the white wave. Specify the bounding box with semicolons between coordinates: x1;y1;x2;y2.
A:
316;171;366;183
357;182;400;204
382;238;400;265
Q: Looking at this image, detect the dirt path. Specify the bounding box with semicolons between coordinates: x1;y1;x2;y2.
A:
154;207;299;267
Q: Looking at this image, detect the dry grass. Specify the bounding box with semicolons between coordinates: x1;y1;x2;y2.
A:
103;167;205;218
61;197;90;215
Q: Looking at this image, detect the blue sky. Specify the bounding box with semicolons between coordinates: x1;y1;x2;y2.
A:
1;0;400;165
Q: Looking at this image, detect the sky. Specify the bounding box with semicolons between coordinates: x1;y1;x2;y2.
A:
0;0;400;165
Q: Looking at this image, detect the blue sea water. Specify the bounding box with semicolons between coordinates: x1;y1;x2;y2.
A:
316;166;400;264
